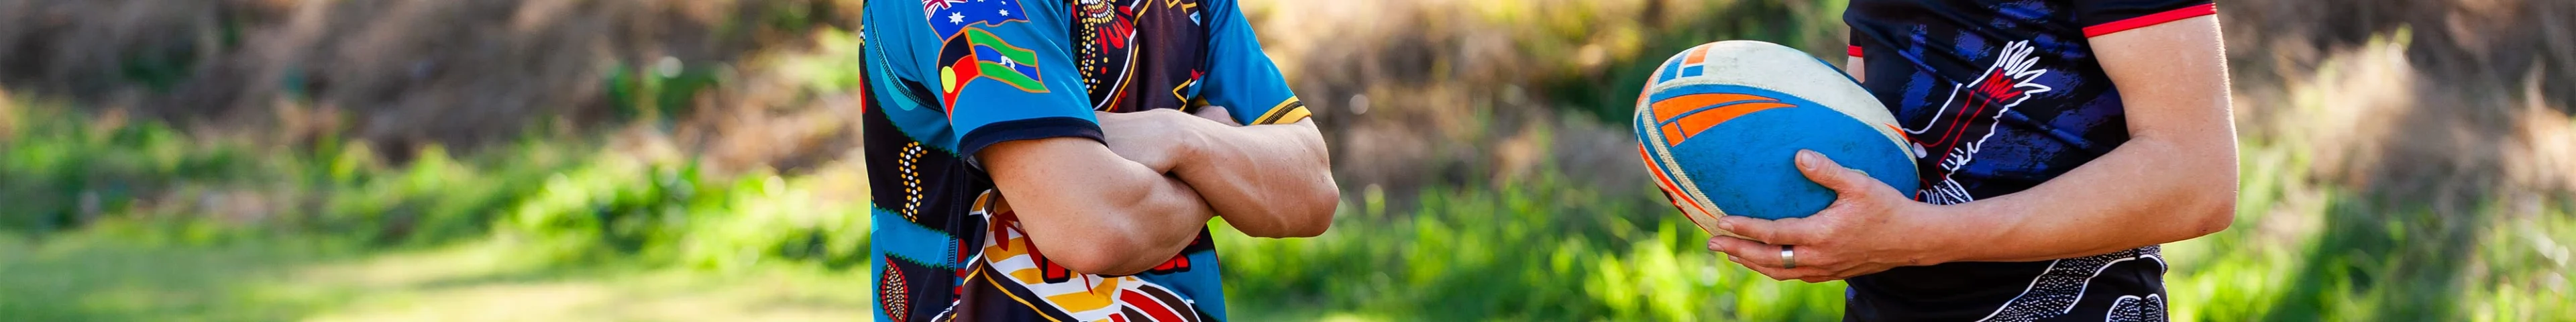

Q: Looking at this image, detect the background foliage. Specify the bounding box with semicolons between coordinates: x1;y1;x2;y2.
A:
3;0;2573;321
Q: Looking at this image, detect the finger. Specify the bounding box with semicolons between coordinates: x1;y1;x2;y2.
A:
1711;237;1840;279
1816;268;1871;282
1707;237;1783;268
1728;256;1827;282
1718;215;1813;246
1794;150;1877;197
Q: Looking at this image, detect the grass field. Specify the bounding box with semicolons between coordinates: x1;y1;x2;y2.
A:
4;93;2569;321
0;234;875;321
3;3;2572;319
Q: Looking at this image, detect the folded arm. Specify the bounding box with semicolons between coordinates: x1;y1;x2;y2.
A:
980;138;1218;275
1099;108;1338;238
1180;117;1337;237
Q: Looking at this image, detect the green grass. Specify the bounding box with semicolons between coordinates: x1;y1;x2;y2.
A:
0;233;349;321
7;52;2575;321
0;233;875;321
1;96;882;320
1216;177;1846;321
1204;138;2576;321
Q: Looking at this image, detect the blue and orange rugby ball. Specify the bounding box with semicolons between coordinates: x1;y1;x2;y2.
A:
1633;40;1919;237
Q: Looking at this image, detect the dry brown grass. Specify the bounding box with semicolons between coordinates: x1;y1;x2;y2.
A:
0;86;15;140
2225;0;2576;208
1242;0;1841;198
4;0;2567;205
0;0;863;164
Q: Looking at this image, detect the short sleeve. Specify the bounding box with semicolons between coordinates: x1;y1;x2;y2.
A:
1197;0;1310;125
1847;30;1866;58
882;0;1101;158
2074;1;2216;38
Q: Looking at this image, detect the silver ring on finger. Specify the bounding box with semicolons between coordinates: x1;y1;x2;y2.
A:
1780;245;1798;269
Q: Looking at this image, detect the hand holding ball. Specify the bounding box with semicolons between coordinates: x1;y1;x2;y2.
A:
1632;41;1920;238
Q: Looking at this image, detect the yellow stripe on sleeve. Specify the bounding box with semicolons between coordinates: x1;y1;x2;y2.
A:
1251;97;1309;125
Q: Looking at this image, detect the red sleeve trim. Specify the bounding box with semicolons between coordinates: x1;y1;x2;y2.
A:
1846;45;1864;57
2082;3;2216;38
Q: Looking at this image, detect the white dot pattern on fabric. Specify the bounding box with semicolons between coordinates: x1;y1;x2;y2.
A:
2104;294;2167;322
1975;246;2165;322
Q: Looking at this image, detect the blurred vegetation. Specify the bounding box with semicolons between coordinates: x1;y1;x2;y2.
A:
0;97;867;264
4;0;2575;321
9;89;2569;320
1216;175;1847;321
1;93;878;319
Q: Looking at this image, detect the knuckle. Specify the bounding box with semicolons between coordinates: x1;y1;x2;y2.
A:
1813;220;1845;237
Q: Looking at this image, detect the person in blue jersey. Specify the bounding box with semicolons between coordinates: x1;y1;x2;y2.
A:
859;0;1335;321
1701;1;2237;321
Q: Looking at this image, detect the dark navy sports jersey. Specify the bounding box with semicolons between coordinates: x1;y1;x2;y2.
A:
861;0;1307;321
1842;0;2214;321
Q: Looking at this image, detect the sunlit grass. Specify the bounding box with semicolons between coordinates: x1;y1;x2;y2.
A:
7;18;2575;321
1210;138;2572;321
1216;174;1847;321
1;94;879;321
0;233;875;322
5;107;2571;321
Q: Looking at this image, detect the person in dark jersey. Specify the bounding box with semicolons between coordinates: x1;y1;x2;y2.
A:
1703;1;2236;321
860;0;1336;321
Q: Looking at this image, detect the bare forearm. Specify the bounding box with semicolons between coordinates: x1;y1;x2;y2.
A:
1174;120;1339;237
1077;172;1219;273
1919;15;2237;264
983;138;1218;274
1919;134;2235;262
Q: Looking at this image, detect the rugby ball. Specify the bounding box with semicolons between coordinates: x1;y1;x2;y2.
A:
1632;40;1918;237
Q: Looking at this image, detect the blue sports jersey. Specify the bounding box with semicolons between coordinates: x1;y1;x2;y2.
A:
861;0;1306;321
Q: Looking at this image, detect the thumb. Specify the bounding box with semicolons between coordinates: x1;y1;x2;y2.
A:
1795;150;1874;197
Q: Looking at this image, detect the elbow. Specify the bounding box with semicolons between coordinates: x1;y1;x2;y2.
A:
2147;189;2233;245
1020;197;1177;275
1234;200;1335;238
2180;176;2237;240
1275;193;1340;237
1038;232;1159;275
2169;138;2237;240
2187;198;2235;239
2195;150;2239;237
1242;180;1339;238
1279;182;1340;237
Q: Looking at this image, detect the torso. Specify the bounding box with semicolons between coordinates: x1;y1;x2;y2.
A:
1841;0;2208;320
1072;0;1213;113
864;0;1228;321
